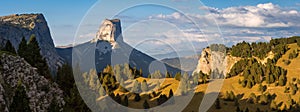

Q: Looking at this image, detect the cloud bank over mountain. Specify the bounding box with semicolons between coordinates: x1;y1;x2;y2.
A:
149;3;300;47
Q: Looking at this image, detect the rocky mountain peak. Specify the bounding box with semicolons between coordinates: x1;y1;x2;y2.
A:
0;14;45;30
0;13;64;74
93;19;123;48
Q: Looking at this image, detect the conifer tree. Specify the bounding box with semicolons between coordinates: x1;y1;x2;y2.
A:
141;79;148;92
143;100;150;109
18;37;27;56
9;81;31;112
3;40;16;54
270;100;277;110
123;95;128;107
215;98;221;109
26;35;51;80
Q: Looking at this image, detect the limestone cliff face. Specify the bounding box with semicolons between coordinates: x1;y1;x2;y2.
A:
0;14;64;74
193;47;240;78
0;53;64;112
69;19;181;76
94;19;123;48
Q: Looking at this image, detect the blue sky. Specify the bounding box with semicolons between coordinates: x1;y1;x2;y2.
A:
1;0;300;56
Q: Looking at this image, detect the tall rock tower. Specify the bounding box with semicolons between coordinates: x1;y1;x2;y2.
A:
94;19;123;48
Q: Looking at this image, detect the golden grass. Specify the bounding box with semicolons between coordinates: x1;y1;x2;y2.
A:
110;44;300;111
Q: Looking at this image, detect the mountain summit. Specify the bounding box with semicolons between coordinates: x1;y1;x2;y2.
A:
0;14;64;74
59;19;181;76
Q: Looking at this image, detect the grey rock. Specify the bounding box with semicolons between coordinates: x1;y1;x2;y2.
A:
0;14;64;74
0;53;65;112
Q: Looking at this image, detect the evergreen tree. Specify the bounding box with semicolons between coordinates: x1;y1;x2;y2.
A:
9;81;31;112
215;98;221;109
175;72;181;81
115;94;122;104
131;80;140;93
89;69;97;90
134;93;141;102
165;71;172;78
141;79;148;92
245;108;249;112
270;100;277;110
3;40;16;54
236;106;240;112
49;98;60;112
259;94;268;105
26;35;51;80
123;95;128;107
18;37;27;56
56;64;74;96
99;86;106;97
279;74;286;86
143;100;150;109
168;89;175;104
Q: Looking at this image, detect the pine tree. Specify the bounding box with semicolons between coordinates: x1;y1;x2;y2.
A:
169;89;175;104
3;40;16;54
134;93;141;102
26;35;51;80
245;108;249;112
259;94;268;105
270;100;277;110
89;69;97;90
131;80;140;93
115;94;122;104
49;98;60;112
236;106;240;112
279;74;286;86
9;81;31;112
175;72;181;81
99;86;106;97
18;37;27;56
141;79;148;92
143;100;150;109
215;98;221;109
123;95;128;106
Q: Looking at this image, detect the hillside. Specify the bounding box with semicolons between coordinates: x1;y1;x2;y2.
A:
83;36;300;112
0;53;64;111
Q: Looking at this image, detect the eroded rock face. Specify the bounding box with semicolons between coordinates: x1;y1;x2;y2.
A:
193;47;240;78
194;48;212;75
0;14;64;74
94;19;123;48
0;53;64;112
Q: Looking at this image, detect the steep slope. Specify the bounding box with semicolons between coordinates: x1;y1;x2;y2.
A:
59;19;181;76
0;14;64;74
0;53;64;111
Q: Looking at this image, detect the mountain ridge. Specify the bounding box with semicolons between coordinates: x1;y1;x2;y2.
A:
0;13;64;74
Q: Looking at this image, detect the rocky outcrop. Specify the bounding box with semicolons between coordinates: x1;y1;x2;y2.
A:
68;19;181;76
0;14;64;74
0;53;64;112
193;47;240;78
93;19;123;48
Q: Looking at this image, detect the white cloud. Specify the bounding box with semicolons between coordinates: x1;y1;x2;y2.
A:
148;2;300;46
79;33;95;39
